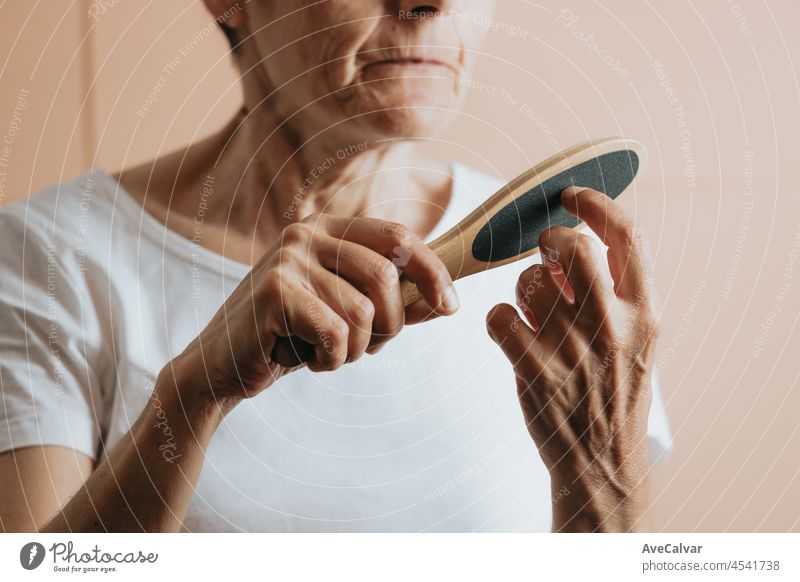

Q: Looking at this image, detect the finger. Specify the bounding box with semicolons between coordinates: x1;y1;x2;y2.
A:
271;337;315;368
268;284;349;372
516;264;572;334
513;267;542;332
404;295;443;325
561;186;654;302
542;254;574;304
538;227;615;321
310;265;374;363
315;236;405;345
360;299;444;356
485;303;545;378
314;215;459;316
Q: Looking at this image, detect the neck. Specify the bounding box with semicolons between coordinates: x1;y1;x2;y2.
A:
195;100;450;256
118;69;452;265
214;110;413;229
205;55;450;247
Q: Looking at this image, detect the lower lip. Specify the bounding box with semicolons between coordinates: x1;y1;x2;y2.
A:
363;61;453;76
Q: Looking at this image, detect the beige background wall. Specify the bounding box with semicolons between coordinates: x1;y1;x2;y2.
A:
1;1;798;531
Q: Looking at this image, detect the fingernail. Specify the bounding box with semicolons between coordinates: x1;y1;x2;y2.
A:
544;258;563;274
518;302;538;329
563;186;589;196
367;343;385;355
441;284;460;313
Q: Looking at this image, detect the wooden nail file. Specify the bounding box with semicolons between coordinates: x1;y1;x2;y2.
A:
399;136;646;305
272;136;646;366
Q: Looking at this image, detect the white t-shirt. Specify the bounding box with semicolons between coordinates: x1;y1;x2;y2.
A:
0;165;672;532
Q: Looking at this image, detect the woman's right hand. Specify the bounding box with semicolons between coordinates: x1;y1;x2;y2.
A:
170;213;459;404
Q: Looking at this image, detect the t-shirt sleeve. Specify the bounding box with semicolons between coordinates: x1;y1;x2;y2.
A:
0;213;109;461
646;367;673;465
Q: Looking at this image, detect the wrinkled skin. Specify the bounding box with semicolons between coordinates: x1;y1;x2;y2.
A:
487;187;660;531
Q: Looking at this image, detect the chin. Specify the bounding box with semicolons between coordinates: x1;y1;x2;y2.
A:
346;78;462;138
365;108;456;138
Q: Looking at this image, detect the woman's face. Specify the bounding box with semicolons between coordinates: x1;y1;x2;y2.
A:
237;0;495;142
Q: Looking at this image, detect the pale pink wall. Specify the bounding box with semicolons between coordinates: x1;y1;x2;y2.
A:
475;2;800;532
0;2;88;201
1;0;798;531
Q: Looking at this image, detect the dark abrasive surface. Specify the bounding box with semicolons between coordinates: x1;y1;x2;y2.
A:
471;149;639;263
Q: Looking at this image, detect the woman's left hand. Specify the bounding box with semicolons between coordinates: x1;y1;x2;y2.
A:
486;186;660;532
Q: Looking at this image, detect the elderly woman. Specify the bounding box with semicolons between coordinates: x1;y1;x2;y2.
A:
0;0;670;532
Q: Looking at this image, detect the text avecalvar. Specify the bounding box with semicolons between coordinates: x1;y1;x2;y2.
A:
642;543;702;554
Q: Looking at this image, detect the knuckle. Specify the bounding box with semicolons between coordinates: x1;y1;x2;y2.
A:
260;273;284;300
276;245;302;266
382;221;415;247
372;259;400;288
301;212;324;226
348;295;375;325
618;218;638;246
571;234;598;263
517;265;547;302
282;222;313;245
326;318;349;346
